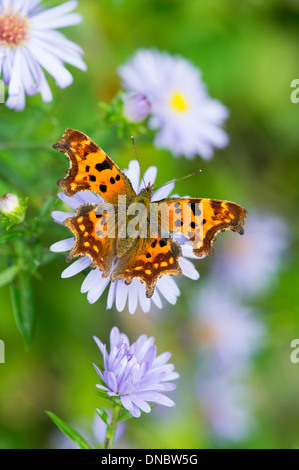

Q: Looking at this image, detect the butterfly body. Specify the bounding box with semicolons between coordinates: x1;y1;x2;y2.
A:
54;129;248;298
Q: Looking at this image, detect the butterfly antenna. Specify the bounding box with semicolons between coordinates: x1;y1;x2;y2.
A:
131;136;147;188
154;169;202;192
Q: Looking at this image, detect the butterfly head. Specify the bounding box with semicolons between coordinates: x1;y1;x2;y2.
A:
137;182;154;201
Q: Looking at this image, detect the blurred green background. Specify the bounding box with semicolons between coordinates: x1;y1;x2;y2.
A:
0;0;299;449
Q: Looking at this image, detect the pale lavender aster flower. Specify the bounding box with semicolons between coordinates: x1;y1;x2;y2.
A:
194;285;263;370
198;374;254;441
93;327;179;418
50;159;200;314
123;92;151;123
118;49;229;160
194;285;262;440
0;0;87;111
210;212;289;297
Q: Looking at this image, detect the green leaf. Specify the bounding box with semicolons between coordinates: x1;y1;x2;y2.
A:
9;273;35;350
94;407;111;427
38;195;57;222
0;265;20;287
98;101;111;112
117;409;134;423
94;389;109;399
46;412;92;449
0;265;20;288
0;231;24;245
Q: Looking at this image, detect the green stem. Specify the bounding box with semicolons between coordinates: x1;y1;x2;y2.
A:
104;405;120;450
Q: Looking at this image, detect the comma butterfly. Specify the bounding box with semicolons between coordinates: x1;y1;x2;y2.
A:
53;129;248;298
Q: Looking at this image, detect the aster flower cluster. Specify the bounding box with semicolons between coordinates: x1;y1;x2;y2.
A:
93;327;179;418
0;0;86;111
194;286;263;440
211;212;289;298
198;376;254;441
194;211;288;441
50;159;199;315
118;49;229;160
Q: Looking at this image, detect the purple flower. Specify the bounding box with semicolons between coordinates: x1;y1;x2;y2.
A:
93;327;179;418
50;159;199;314
0;0;87;111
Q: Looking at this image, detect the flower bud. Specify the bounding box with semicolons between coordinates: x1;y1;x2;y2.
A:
0;193;25;224
123;92;151;123
0;193;20;214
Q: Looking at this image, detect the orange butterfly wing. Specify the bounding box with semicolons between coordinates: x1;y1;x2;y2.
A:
158;197;248;257
53;129;136;204
111;236;182;298
53;129;248;297
62;202;117;277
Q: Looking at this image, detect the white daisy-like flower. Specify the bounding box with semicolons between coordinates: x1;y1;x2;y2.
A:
50;160;200;314
118;49;229;160
194;284;263;371
0;0;87;111
210;211;289;297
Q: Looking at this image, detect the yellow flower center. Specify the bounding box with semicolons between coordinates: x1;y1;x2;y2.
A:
0;7;29;48
170;91;189;112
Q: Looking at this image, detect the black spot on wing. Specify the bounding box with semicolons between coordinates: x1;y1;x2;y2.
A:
174;219;184;227
95;159;112;172
187;201;201;216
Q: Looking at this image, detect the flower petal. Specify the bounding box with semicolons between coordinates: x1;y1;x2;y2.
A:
87;276;110;304
61;256;91;278
50;238;74;252
179;257;200;280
